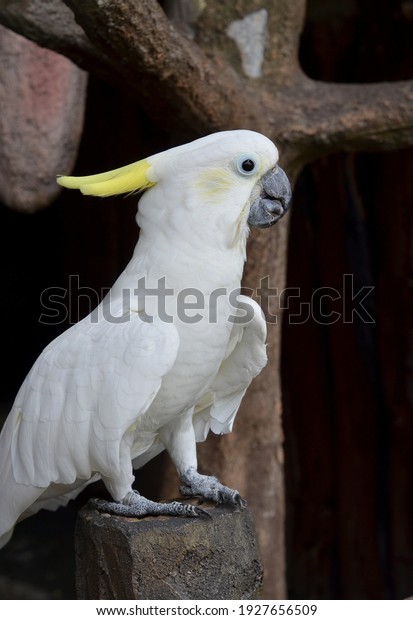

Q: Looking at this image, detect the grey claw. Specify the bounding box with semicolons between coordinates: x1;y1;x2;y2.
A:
194;506;213;520
178;498;212;519
179;485;192;497
217;490;226;503
231;491;245;506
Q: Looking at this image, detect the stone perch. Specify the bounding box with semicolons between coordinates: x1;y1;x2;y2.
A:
75;500;263;599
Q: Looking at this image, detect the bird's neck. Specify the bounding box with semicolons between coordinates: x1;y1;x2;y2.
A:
131;226;246;291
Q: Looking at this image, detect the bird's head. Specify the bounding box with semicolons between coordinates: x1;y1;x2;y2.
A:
57;130;291;244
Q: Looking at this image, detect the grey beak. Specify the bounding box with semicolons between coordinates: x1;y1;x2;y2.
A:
248;166;292;228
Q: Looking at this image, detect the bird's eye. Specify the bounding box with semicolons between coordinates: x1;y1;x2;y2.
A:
235;154;258;176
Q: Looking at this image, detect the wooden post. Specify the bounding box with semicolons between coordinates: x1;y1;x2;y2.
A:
75;501;263;600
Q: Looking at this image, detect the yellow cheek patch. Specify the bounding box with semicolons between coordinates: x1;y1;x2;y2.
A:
57;159;155;197
195;168;235;201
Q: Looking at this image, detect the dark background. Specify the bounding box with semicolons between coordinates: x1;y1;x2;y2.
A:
1;0;413;600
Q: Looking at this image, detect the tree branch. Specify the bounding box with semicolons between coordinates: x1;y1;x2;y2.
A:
264;0;307;83
1;0;413;178
63;0;264;133
0;0;101;68
275;77;413;174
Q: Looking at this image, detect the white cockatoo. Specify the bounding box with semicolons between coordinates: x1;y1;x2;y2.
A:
0;130;291;548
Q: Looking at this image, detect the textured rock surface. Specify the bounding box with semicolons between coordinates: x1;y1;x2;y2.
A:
76;501;263;600
0;25;87;212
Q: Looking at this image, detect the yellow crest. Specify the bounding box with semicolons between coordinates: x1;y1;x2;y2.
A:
57;159;155;197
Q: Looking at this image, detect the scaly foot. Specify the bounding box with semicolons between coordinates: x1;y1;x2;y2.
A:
180;467;246;508
89;490;211;519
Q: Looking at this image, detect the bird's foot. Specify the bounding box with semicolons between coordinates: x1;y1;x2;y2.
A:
180;467;246;508
89;491;210;519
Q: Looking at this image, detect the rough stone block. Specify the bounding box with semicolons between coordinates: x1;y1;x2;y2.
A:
75;501;263;600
